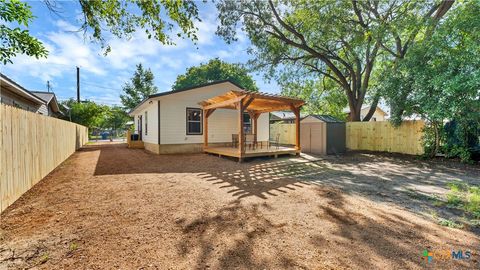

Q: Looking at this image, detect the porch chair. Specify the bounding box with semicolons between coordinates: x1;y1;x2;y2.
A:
231;134;238;148
269;133;280;149
245;134;256;150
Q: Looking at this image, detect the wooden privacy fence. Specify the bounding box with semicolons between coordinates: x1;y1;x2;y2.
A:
1;104;88;212
346;120;425;155
270;123;296;145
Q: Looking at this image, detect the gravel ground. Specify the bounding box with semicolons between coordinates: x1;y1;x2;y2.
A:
0;142;479;269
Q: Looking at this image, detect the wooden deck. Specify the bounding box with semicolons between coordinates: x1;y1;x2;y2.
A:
204;145;299;160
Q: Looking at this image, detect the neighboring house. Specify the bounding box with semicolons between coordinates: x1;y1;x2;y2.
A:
270;111;307;124
343;105;388;121
0;74;45;113
129;80;270;154
0;74;61;117
31;91;61;117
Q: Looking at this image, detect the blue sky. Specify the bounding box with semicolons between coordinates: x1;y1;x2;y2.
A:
1;1;278;105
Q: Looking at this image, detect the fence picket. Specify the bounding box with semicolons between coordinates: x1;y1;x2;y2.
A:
0;104;88;213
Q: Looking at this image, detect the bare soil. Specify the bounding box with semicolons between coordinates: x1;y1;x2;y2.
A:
1;142;479;269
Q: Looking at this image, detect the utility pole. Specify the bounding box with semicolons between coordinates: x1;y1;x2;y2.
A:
76;66;80;102
46;81;51;92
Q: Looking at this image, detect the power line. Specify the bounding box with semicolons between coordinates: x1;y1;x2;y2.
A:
80;80;124;91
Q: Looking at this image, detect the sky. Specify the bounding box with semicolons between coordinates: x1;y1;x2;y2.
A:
1;1;278;105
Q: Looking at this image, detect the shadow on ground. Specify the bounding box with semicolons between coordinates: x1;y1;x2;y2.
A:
89;143;479;225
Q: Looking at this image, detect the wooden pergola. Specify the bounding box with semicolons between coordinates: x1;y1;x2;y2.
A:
199;90;305;161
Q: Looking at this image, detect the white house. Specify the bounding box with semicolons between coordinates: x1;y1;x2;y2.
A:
129;80;272;154
343;105;388;121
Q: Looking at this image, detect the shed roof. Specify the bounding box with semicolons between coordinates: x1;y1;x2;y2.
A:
306;115;344;123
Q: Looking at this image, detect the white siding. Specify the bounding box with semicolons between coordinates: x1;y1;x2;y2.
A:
256;113;269;142
37;104;48;115
132;82;270;145
160;83;243;144
140;102;159;144
360;108;386;121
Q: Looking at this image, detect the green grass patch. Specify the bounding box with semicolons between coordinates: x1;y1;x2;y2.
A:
438;218;464;229
446;181;480;219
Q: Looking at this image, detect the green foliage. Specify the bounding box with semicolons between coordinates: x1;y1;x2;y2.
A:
380;1;480;161
100;105;130;131
215;0;448;121
1;0;200;63
120;63;158;111
75;0;200;53
438;218;464;229
172;58;258;91
281;79;347;120
446;181;480;219
0;0;47;64
60;99;108;130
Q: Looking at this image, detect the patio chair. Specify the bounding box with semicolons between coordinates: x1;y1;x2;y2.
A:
232;134;238;148
269;133;280;149
245;134;256;150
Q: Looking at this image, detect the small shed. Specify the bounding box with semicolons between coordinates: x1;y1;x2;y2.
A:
300;115;345;155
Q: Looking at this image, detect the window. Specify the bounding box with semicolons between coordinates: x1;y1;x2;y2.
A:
186;108;202;135
145;111;148;135
243;113;252;134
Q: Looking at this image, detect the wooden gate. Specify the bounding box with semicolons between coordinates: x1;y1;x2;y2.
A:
301;122;327;155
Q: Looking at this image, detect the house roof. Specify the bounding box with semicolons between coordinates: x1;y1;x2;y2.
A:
0;74;45;105
343;105;387;115
31;91;60;113
150;79;245;98
129;80;245;115
306;114;344;123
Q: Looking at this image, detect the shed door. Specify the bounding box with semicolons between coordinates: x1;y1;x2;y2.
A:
301;124;311;152
301;122;326;155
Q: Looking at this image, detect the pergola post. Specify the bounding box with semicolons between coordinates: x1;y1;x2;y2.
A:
248;111;260;143
203;109;208;148
291;104;301;153
203;109;215;149
237;100;245;162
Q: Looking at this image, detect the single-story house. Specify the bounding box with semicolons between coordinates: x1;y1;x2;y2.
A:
129;80;304;160
0;74;61;117
31;91;61;117
343;105;388;121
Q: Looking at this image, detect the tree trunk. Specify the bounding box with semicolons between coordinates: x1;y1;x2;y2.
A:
348;104;362;121
362;94;380;121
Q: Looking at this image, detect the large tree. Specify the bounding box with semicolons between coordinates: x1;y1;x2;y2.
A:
1;0;201;63
381;1;480;160
172;58;259;91
281;78;347;120
120;63;158;111
216;0;453;121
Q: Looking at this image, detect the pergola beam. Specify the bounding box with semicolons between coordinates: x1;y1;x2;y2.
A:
202;94;246;110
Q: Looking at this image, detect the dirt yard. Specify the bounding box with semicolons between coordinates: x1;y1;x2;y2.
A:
1;142;479;269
